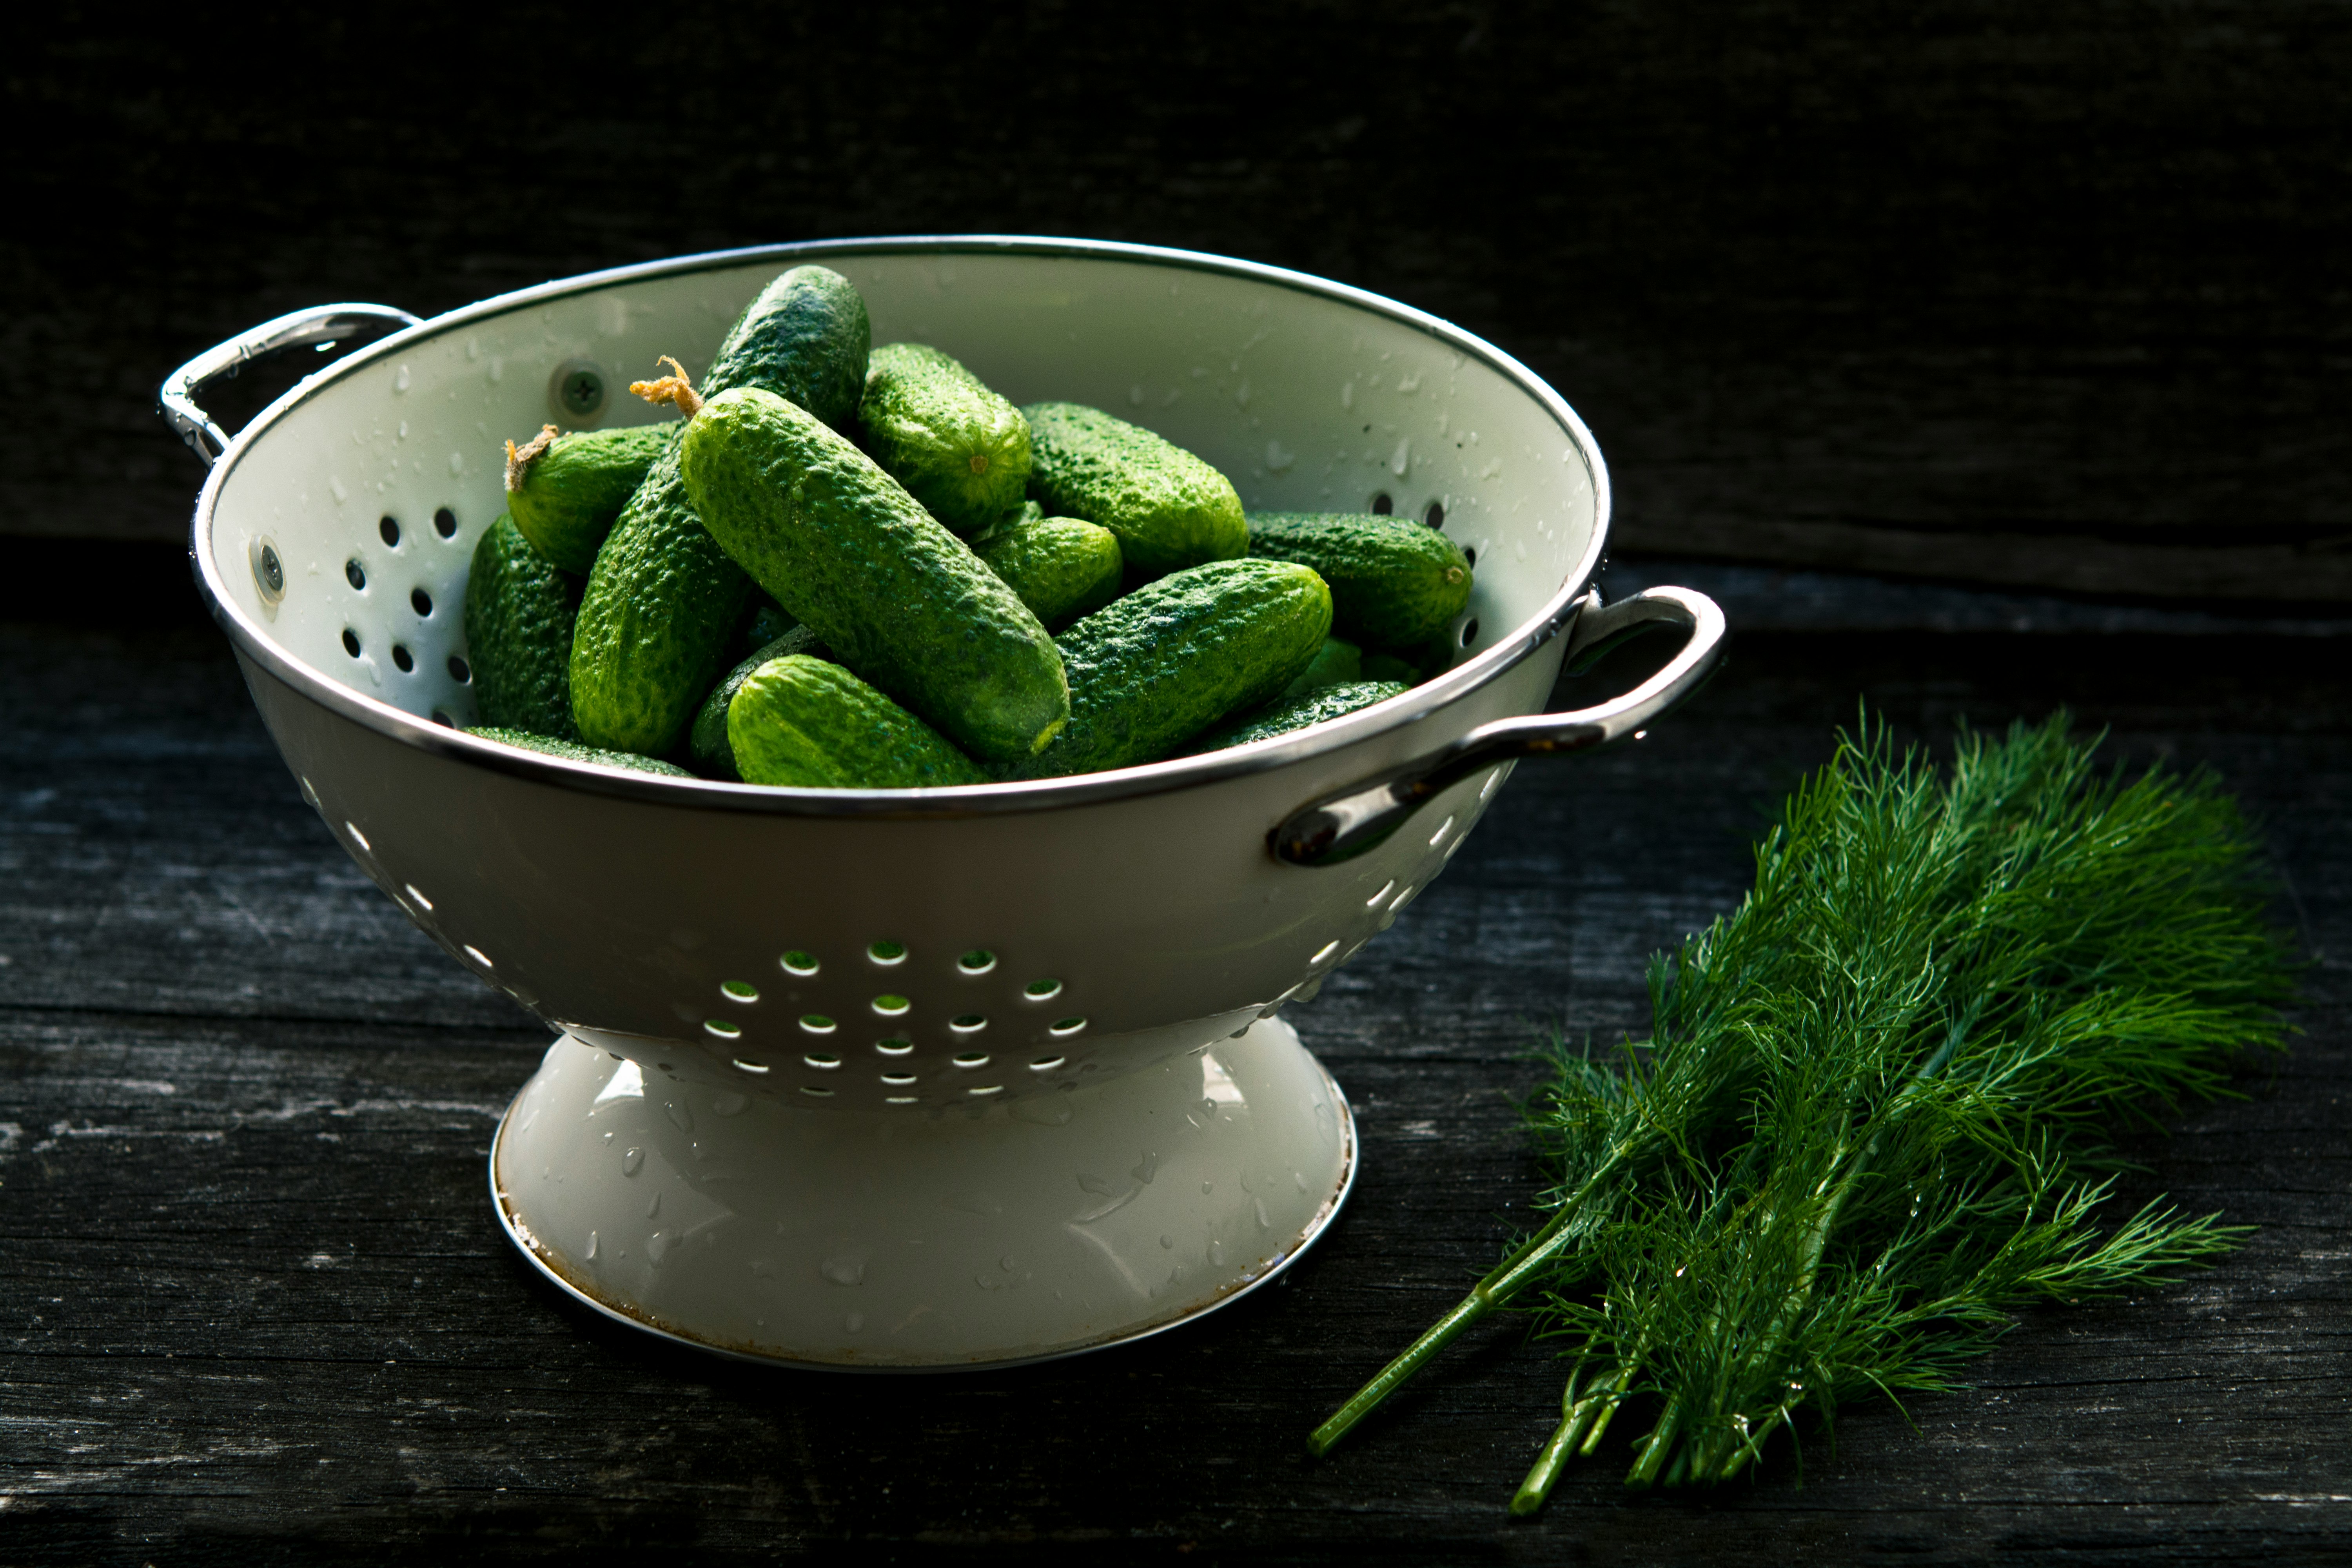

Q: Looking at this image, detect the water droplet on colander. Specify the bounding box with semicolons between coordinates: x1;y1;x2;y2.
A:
821;1255;865;1286
844;1312;863;1332
647;1230;670;1263
585;1230;598;1260
646;1191;661;1218
1255;1198;1271;1230
1132;1151;1159;1184
1210;1239;1226;1265
665;1101;693;1132
712;1091;749;1118
1160;1234;1174;1250
621;1146;644;1176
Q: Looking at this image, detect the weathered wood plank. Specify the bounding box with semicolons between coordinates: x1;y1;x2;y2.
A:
1;610;2345;1559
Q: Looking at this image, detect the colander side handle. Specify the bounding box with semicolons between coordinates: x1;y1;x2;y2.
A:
1270;585;1728;867
159;303;423;465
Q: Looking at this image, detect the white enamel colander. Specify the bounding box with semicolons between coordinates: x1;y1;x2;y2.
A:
163;238;1724;1368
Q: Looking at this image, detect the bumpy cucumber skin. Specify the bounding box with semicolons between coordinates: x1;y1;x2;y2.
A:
463;514;582;739
704;265;873;432
1246;512;1473;650
467;726;692;777
1274;636;1363;704
506;423;676;574
567;445;756;753
729;655;988;789
568;266;871;754
682;387;1069;764
1022;402;1247;578
688;625;826;780
1009;559;1332;780
1178;679;1408;757
858;343;1031;536
972;513;1124;630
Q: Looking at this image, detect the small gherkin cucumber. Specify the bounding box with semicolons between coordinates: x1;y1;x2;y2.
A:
463;514;581;739
972;512;1124;631
1178;680;1409;757
1009;558;1332;780
504;422;676;574
568;265;871;755
688;624;827;781
729;594;800;664
1022;402;1247;578
1274;636;1363;704
729;655;988;789
1246;511;1473;650
466;726;692;777
681;386;1070;764
858;343;1031;535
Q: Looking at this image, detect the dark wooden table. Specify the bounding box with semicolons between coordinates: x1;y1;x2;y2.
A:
3;548;2345;1564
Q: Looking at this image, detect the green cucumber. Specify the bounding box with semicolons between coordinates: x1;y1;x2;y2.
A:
1022;402;1247;577
972;512;1124;631
688;625;826;780
1246;511;1473;649
568;265;871;754
467;726;692;777
728;593;800;665
1009;559;1331;779
729;655;988;789
680;386;1069;764
504;422;676;574
1178;680;1408;757
1274;636;1363;704
462;514;581;739
858;343;1031;535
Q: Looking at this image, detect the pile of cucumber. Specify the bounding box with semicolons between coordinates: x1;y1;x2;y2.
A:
462;265;1474;788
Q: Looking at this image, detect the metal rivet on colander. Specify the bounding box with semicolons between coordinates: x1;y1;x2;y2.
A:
549;358;607;424
251;538;285;601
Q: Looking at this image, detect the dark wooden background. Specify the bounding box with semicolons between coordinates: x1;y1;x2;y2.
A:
4;4;2350;1563
7;0;2350;596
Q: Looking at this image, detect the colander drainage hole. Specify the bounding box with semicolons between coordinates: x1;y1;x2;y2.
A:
968;1085;1004;1097
1367;879;1395;907
403;884;433;911
392;644;414;673
1463;546;1477;567
344;822;370;853
804;1053;840;1070
704;1019;741;1040
463;944;493;968
732;1058;770;1074
872;994;909;1016
1029;1056;1066;1072
1430;814;1455;848
780;950;819;976
433;507;457;539
721;980;759;1002
379;516;400;548
868;940;906;965
799;1014;837;1034
950;1014;987;1034
881;1072;916;1086
1425;501;1445;529
447;654;471;683
1459;618;1479;647
958;949;996;975
801;1085;834;1098
1370;492;1393;514
886;1096;917;1105
1311;940;1341;965
1023;978;1062;1001
1049;1017;1088;1037
876;1036;914;1056
430;710;454;727
952;1053;990;1069
341;628;361;658
410;587;433;617
345;559;367;591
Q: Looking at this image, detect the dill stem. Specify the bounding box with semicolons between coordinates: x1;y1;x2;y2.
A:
1510;1369;1588;1516
1626;1398;1682;1486
1309;1147;1632;1457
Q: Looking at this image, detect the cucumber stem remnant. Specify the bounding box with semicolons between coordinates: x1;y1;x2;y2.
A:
504;423;558;493
631;355;704;418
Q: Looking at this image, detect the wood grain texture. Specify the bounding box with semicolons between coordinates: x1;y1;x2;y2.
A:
1;585;2344;1563
6;2;2348;597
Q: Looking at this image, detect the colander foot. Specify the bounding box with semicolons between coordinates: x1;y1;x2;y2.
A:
489;1016;1356;1370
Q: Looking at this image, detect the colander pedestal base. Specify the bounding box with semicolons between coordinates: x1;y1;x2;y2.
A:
490;1017;1356;1369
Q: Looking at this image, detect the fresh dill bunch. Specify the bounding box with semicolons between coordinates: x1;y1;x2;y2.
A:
1309;712;2293;1506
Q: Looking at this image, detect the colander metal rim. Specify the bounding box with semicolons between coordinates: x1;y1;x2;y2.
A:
189;234;1612;819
